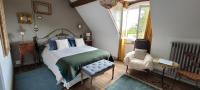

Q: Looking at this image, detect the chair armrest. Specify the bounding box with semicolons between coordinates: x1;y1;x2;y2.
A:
144;54;154;70
144;54;153;62
124;51;135;64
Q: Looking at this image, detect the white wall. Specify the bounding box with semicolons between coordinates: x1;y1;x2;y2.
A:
151;0;200;59
75;1;119;57
0;41;13;90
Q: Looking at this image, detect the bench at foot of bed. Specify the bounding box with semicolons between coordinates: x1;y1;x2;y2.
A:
81;59;115;87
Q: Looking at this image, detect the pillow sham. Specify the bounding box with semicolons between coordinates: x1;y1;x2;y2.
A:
68;38;76;47
134;48;147;60
75;38;85;47
48;40;57;50
56;39;70;50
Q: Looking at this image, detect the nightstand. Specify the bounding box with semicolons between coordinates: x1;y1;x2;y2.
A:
84;40;92;46
18;42;37;66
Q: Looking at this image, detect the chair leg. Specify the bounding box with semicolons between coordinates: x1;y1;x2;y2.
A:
111;65;115;80
90;77;93;89
126;65;128;74
81;71;83;84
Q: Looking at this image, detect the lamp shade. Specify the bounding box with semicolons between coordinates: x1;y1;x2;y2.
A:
86;33;91;37
99;0;119;9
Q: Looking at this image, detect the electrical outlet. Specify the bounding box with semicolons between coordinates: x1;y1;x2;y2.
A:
16;60;21;64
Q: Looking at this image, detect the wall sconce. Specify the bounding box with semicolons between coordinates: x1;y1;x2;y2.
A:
17;12;32;24
77;24;83;30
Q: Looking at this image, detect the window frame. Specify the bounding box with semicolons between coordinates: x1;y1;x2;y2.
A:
126;5;150;40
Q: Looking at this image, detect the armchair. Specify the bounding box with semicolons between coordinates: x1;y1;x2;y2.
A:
124;39;153;72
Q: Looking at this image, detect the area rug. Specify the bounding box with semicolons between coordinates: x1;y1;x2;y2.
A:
105;74;162;90
15;66;63;90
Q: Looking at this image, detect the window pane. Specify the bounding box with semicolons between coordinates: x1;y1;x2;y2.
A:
138;6;150;39
125;8;139;40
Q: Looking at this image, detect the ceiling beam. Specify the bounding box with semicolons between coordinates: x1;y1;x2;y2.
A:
128;0;149;6
70;0;96;8
69;0;150;8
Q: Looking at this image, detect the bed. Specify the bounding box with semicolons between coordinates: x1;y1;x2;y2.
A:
33;28;114;89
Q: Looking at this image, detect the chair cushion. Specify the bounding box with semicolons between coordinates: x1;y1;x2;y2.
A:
134;49;147;60
82;59;114;76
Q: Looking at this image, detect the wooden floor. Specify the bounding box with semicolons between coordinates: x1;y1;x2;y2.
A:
69;61;198;90
15;61;199;90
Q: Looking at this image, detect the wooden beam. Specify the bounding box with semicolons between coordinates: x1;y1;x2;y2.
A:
70;0;96;8
128;0;149;6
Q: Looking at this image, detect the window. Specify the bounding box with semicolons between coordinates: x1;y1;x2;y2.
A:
124;5;150;40
110;2;150;41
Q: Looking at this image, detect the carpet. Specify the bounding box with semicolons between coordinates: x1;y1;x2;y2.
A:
105;74;162;90
15;66;63;90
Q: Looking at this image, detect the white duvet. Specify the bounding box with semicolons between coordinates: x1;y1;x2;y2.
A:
42;46;97;83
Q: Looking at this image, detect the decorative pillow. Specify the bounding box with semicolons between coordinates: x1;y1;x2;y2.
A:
56;39;70;50
68;38;76;47
48;40;57;50
75;38;85;47
134;49;147;60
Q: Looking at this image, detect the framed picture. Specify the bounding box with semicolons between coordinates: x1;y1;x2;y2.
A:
17;12;32;24
33;1;52;15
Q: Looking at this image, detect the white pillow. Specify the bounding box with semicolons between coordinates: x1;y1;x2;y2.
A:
56;39;70;50
134;49;147;60
75;38;85;47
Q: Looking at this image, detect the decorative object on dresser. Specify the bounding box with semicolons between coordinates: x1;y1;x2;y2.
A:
18;41;38;66
32;0;52;15
16;12;32;24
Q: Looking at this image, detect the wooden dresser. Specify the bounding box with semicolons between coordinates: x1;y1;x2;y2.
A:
18;42;37;66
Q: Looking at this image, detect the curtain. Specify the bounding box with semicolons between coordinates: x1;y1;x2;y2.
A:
0;0;10;56
117;3;128;61
118;38;126;61
144;11;152;51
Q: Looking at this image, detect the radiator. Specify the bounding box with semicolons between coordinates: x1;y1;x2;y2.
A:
169;42;200;75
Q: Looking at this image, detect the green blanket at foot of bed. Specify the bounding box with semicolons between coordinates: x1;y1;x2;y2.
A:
56;49;113;82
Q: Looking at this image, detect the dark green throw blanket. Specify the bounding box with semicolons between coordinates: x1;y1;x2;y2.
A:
56;50;113;82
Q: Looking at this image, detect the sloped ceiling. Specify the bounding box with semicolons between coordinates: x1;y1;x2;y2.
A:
75;1;119;57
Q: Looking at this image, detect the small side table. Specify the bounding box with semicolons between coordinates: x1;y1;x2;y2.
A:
84;40;92;46
18;42;37;66
153;58;179;88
